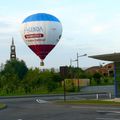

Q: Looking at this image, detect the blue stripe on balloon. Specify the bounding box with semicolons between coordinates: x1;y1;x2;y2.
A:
23;13;60;23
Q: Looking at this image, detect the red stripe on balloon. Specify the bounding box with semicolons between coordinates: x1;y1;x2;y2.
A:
25;33;44;39
29;44;55;60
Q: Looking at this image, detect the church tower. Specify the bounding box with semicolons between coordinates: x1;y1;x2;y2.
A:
10;37;16;60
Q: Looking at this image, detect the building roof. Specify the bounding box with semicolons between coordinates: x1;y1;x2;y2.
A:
85;66;100;71
89;53;120;62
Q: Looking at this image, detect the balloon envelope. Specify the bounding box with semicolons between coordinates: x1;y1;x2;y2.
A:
20;13;62;65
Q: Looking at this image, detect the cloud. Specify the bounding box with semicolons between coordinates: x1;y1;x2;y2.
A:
91;25;107;34
0;17;19;35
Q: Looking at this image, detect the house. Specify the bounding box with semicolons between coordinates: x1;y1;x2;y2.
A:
85;63;114;76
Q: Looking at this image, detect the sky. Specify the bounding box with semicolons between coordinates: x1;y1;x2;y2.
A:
0;0;120;69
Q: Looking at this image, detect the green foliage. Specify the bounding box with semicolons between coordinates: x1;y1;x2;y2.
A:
57;100;120;105
64;79;77;92
0;59;63;95
0;59;114;96
93;72;103;85
90;73;114;86
2;59;28;79
65;66;87;79
0;103;7;109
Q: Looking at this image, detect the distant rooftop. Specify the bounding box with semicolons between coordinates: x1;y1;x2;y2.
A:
89;53;120;62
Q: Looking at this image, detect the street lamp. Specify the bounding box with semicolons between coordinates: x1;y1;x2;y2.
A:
76;53;87;68
74;53;87;91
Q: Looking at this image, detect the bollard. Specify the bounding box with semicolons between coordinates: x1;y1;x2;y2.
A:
109;93;112;99
96;94;99;100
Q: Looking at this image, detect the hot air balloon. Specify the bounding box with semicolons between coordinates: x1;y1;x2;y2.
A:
20;13;62;66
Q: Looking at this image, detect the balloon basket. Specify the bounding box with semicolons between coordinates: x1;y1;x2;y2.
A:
40;61;44;66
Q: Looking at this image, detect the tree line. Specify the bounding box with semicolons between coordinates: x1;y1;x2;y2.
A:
0;59;63;95
0;59;114;96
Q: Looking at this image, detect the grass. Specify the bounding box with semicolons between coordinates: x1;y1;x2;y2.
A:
0;103;7;110
56;100;120;105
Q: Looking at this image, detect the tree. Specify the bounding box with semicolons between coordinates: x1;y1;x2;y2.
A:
2;59;28;80
0;59;28;95
93;72;102;85
64;66;85;79
22;68;41;93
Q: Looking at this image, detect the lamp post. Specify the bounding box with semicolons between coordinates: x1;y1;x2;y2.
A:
76;53;87;68
75;53;87;91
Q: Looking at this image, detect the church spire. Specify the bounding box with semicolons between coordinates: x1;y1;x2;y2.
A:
12;37;14;45
10;37;16;60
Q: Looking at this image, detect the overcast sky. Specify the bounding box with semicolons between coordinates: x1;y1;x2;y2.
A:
0;0;120;69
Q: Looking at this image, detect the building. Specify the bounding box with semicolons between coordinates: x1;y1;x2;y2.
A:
103;63;114;76
85;63;114;77
85;66;101;75
89;52;120;97
10;37;16;60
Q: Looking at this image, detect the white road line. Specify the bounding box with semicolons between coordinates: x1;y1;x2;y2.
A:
97;110;120;114
96;118;120;120
71;106;120;110
36;99;48;104
71;106;102;109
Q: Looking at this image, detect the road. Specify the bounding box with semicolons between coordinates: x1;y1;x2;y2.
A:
0;96;120;120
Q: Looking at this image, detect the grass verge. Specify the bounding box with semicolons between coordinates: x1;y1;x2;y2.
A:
56;100;120;105
0;103;7;110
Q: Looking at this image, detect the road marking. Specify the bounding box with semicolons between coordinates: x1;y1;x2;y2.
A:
71;106;120;110
96;110;120;120
97;110;120;114
36;99;48;104
96;118;120;120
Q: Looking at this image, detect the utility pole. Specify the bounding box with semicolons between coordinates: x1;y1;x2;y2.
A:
76;53;87;91
70;53;87;91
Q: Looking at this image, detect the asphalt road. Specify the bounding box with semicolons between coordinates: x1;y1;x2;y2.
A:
0;97;120;120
